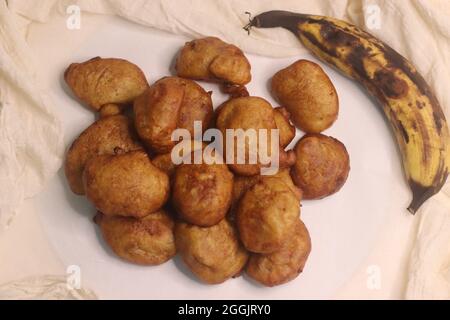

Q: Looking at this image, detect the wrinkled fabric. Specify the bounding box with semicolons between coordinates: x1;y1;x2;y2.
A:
0;1;63;230
0;275;97;300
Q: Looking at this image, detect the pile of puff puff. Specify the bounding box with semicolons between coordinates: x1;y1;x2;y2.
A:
63;37;349;287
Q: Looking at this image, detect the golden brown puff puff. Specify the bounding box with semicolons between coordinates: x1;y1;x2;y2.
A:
231;175;261;211
271;60;338;133
64;57;149;111
271;168;302;201
236;176;300;254
172;162;233;227
83;150;169;218
216;97;276;175
95;210;176;265
134;76;213;154
229;168;301;221
246;219;311;287
232;168;301;206
216;96;291;176
273;107;296;148
65;115;142;195
152;153;176;178
152;140;208;178
175;219;248;284
291;133;350;200
175;37;251;86
98;103;124;118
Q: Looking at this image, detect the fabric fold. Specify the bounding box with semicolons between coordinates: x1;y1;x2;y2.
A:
0;1;64;229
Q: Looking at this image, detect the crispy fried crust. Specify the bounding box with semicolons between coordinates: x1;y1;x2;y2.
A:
271;59;338;133
83;150;169;218
273;107;296;148
65;115;142;195
230;168;301;221
216;96;278;176
134;77;213;154
99;103;124;118
152;140;208;177
172;163;233;226
175;37;251;85
175;219;248;284
152;153;176;177
291;133;350;199
221;84;250;99
237;177;300;253
64;57;148;111
246;219;311;286
95;210;176;265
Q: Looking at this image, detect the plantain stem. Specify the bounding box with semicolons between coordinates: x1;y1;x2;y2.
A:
244;10;308;34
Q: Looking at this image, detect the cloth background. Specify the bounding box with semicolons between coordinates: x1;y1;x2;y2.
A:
0;0;449;299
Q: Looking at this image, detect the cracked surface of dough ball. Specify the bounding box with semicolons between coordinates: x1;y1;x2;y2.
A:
83;150;169;218
172;162;233;226
64;57;148;111
65;115;142;195
246;220;311;287
291;133;350;199
271;59;338;133
237;176;300;253
216;96;293;176
95;210;176;265
134;76;213;154
175;219;248;284
176;37;251;85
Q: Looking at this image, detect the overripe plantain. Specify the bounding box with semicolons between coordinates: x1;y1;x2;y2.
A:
244;10;449;214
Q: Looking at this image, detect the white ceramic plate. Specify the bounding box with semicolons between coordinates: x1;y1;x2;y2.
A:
35;17;409;299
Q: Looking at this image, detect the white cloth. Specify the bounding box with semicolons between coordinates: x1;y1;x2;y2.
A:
2;0;450;299
0;275;97;300
405;191;450;299
0;1;63;229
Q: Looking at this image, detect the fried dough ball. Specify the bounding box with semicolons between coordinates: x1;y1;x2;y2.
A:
175;37;251;85
216;96;295;176
271;168;302;201
152;153;176;177
83;150;169;218
232;169;301;207
95;210;176;265
134;76;213;154
99;103;124;118
175;219;248;284
172;162;233;227
65;115;142;195
152;140;207;177
271;60;338;133
273;107;296;148
64;57;148;111
230;168;301;221
231;175;260;214
246;220;311;287
237;177;300;253
291;134;350;199
221;83;250;99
